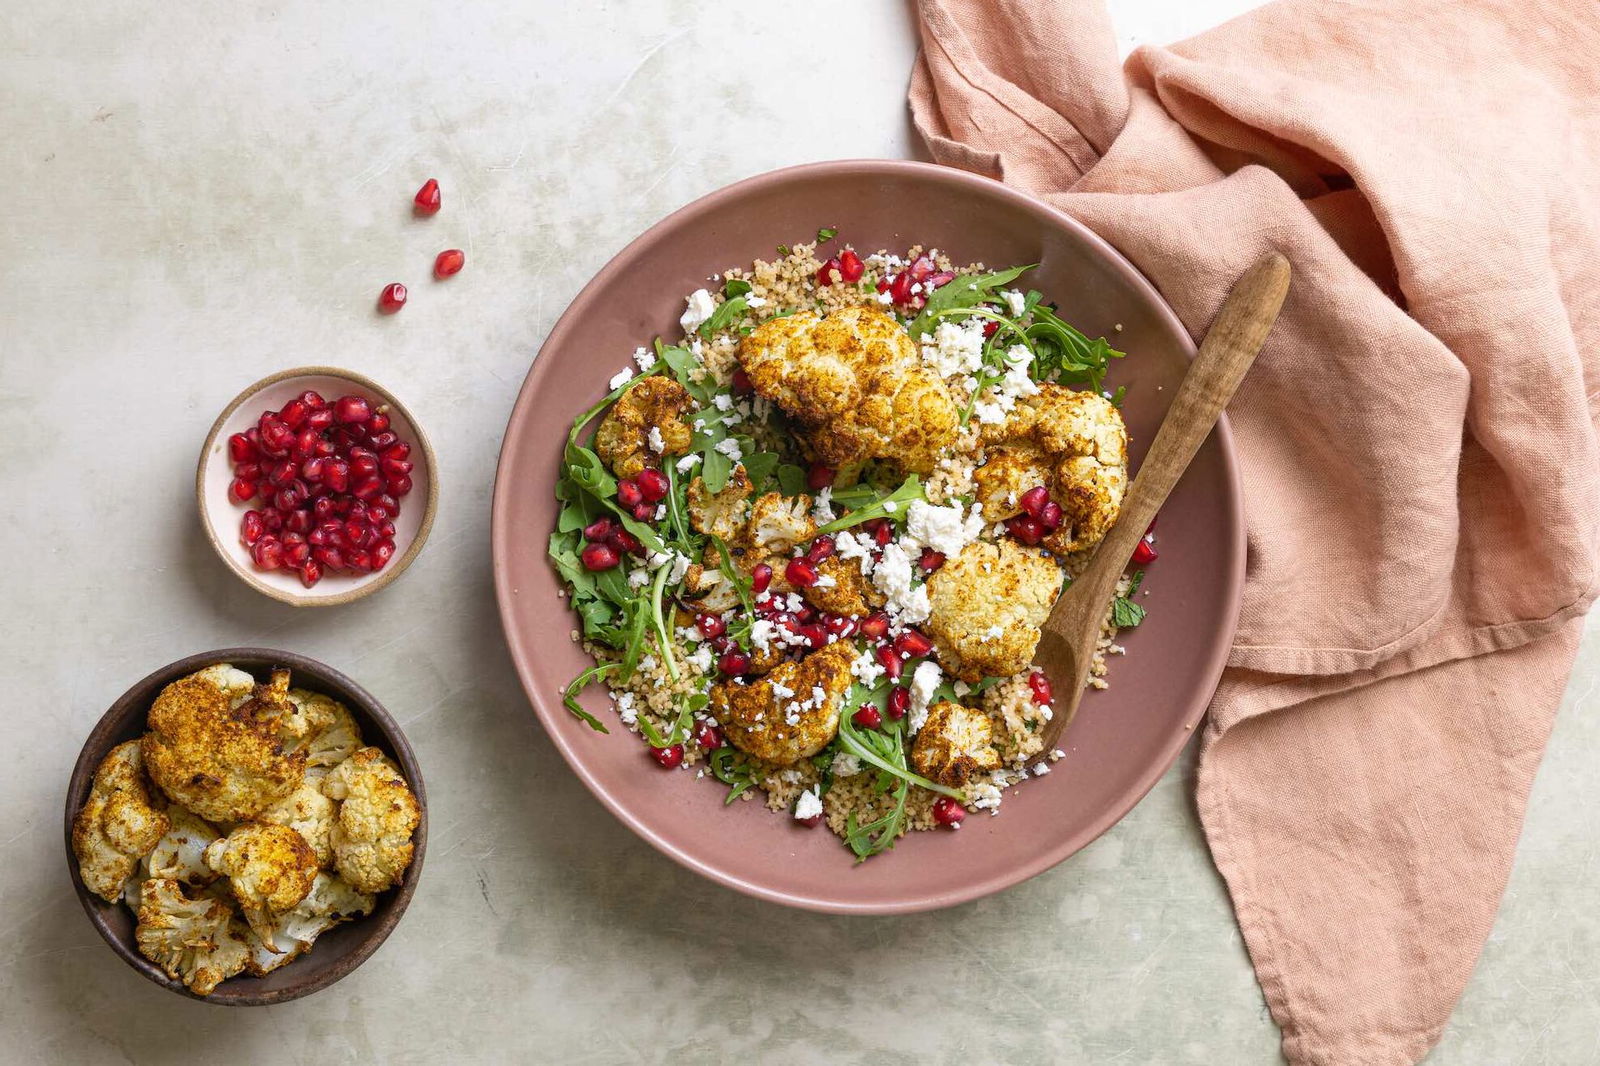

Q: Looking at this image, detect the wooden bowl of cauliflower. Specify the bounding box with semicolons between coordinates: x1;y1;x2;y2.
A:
63;648;427;1004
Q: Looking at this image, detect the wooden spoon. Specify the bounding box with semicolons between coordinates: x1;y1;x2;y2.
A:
1033;251;1291;754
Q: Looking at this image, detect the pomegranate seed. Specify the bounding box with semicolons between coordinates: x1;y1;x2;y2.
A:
785;557;819;588
363;409;390;434
859;612;890;641
307;407;335;433
636;468;668;502
347;548;374;571
353;475;384;501
710;634;733;654
298;560;322;588
377;283;407;314
298;390;325;410
806;462;835;490
932;797;965;827
261;509;283;532
926;271;956;289
1020;485;1050;517
335;396;371;425
279;399;309;429
375;519;396;540
1132;538;1158;564
228;433;258;463
251;536;284;570
233;462;262;481
888;686;909;720
609;528;643;554
876;644;902;681
583;516;614;542
229;477;257;503
793;603;817;624
806;535;835;563
345;518;373;548
376;492;400;515
240;511;265;545
696;613;726;639
1028;671;1054;706
371;539;396;569
816;257;842;286
368;431;400;452
274;483;306;512
983;320;1000;338
381;456;414;481
894;629;933;659
322;461;349;493
293;427;319;459
617;479;643;507
350;453;379;480
258;418;293;457
874;522;894;547
580;542;620;571
285;509;313;535
838;248;864;282
918;548;945;573
413;178;441;214
695;723;724;750
822;614;857;638
731;368;754;395
799;623;828;648
796;811;824;828
852;704;882;729
1005;515;1044;545
313;545;344;569
434;248;465;278
383;441;411;463
301;457;327;483
1039;501;1064;532
629;499;654;521
907;254;936;282
718;649;750;676
312;497;335;522
268;459;298;486
750;563;773;595
284;540;311;567
888;272;914;305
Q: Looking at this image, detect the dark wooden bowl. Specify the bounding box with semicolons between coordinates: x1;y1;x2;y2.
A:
63;648;428;1005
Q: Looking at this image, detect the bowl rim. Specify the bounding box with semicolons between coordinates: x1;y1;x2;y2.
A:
491;158;1245;913
63;646;429;1005
195;365;441;607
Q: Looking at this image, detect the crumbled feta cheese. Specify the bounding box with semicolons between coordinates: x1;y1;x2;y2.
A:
831;752;863;777
615;692;638;726
627;567;650;589
632;346;656;372
979;624;1004;644
875;290;893;305
647;425;666;454
770;680;796;701
793;788;823;821
920;318;987;379
608;367;635;390
686;644;714;673
1032;762;1051;777
638;655;657;673
750;619;778;655
680;288;717;333
1002;289;1027;317
654;504;667;521
812;486;835;524
871;543;930;624
676;453;702;474
970;781;1004;811
904;499;985;557
712;393;734;411
953;680;972;697
667;552;691;585
744;293;767;309
811;685;826;706
813;573;837;588
908;660;942;733
883;500;897;513
850;647;885;686
713;437;744;462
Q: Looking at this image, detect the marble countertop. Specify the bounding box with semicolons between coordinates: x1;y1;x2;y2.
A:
4;2;1596;1062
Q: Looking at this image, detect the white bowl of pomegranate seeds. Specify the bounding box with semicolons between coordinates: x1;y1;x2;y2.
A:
197;367;438;606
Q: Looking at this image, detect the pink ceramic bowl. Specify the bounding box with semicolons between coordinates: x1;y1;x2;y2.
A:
492;160;1244;913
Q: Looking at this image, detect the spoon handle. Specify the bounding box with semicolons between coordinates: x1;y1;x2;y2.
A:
1099;252;1291;569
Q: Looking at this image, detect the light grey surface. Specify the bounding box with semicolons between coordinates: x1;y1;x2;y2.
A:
3;2;1596;1063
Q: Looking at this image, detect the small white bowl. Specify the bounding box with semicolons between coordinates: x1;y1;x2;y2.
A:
197;366;439;606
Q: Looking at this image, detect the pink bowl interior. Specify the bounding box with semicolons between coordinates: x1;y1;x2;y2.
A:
493;160;1243;913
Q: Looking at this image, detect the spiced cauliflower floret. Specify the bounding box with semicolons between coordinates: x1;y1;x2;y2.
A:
322;748;420;894
738;307;959;474
259;781;337;868
72;740;169;902
746;491;816;555
911;702;1001;788
924;540;1064;682
243;871;375;976
687;464;753;542
595;375;693;480
712;642;855;765
204;822;318;940
142;666;307;824
134;878;249;996
799;555;881;618
974;385;1128;554
290;689;364;774
142;805;222;887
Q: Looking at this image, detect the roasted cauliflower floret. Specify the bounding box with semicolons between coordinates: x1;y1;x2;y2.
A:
135;878;249;996
142;667;307;823
712;642;855;765
143;805;221;886
925;539;1064;682
259;781;337;868
290;689;364;774
738;307;959;474
72;740;170;902
799;555;881;618
687;463;753;541
595;375;693;480
974;385;1128;554
910;702;1001;788
203;822;318;940
322;748;420;894
243;872;375;976
746;491;816;555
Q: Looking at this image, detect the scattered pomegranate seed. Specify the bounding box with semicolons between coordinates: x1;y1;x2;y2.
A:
709;634;733;654
696;613;727;639
313;545;343;569
609;528;643;555
731;368;754;395
894;629;933;659
1005;515;1044;545
377;283;407;314
918;548;945;573
983;320;1000;338
1019;485;1050;518
816;257;842;286
228;433;258;463
907;255;936;282
388;473;414;497
581;542;620;571
365;410;390;435
1132;537;1158;565
926;271;956;289
694;723;724;750
636;468;668;502
1028;671;1054;706
932;797;966;827
251;536;284;570
298;559;322;588
334;395;371;424
413;178;441;215
859;612;890;641
852;705;883;729
718;649;750;676
876;644;903;681
279;398;309;430
822;613;857;638
888;272;914;305
583;516;614;542
750;563;773;595
838;248;864;282
616;479;643;508
240;511;265;545
229;477;257;503
434;248;465;278
796;808;824;828
630;499;654;521
650;744;684;770
806;536;835;564
1038;501;1064;532
888;687;909;720
785;557;820;588
873;522;894;547
806;462;835;490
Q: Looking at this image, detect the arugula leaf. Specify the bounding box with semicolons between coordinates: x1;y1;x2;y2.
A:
723;278;752;299
710;747;762;804
776;243;791;257
815;475;924;535
561;662;617;733
836;698;965;801
907;265;1034;337
698;295;749;339
816;226;838;243
1112;569;1147;628
776;463;808;497
740;449;779;488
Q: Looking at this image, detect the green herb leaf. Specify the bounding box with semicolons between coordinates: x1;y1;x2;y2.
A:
1111;569;1147;628
697;295;749;339
816;226;838;243
907;265;1034;338
723;278;752;299
776;463;808;497
561;663;617;733
776;244;791;257
816;476;925;535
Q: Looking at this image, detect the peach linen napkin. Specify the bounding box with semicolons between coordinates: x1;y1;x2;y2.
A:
909;0;1600;1061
